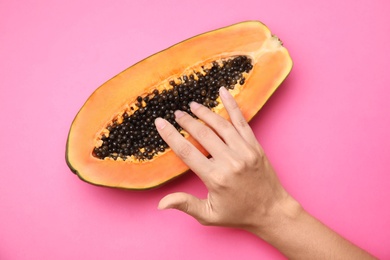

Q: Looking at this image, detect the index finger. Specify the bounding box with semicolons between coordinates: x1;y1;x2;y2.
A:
154;117;212;179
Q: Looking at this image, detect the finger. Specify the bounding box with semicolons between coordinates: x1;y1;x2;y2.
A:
174;110;229;160
219;87;258;145
154;117;212;177
189;101;247;150
158;192;210;225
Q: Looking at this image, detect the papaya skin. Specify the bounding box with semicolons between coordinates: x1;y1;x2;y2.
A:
66;21;293;190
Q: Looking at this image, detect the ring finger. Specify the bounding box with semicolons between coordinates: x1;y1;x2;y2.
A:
174;110;230;160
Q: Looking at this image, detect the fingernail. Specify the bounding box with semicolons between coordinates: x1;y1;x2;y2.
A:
219;86;230;99
174;110;185;119
155;118;166;129
189;101;201;110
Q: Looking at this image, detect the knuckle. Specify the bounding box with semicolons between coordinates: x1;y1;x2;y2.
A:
210;173;230;189
176;143;193;159
230;160;246;173
236;117;248;128
226;148;259;174
177;201;190;213
196;126;212;139
246;149;259;165
215;117;231;130
227;98;239;110
164;127;177;141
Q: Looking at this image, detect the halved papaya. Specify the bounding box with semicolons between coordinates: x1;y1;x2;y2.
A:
66;21;293;189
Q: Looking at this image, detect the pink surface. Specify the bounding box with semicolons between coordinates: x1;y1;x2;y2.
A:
1;0;389;259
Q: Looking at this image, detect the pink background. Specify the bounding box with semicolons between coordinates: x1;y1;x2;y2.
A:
1;0;389;259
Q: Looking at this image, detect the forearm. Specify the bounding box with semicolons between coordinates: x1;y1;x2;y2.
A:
249;197;376;260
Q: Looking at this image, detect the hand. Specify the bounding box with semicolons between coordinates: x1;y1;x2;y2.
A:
155;87;376;259
154;86;296;231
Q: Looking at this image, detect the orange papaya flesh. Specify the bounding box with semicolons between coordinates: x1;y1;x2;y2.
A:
66;21;293;190
92;55;253;162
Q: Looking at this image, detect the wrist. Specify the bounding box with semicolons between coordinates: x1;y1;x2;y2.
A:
247;192;304;241
246;195;376;259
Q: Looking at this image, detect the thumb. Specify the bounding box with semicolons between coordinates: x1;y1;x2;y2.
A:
158;192;206;221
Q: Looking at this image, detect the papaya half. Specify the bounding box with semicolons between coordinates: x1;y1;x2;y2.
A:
66;21;293;190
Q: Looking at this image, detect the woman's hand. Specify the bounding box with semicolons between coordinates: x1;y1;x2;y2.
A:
154;86;376;259
154;86;297;231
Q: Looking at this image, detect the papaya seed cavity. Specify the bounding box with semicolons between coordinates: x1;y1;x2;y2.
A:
93;55;253;162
